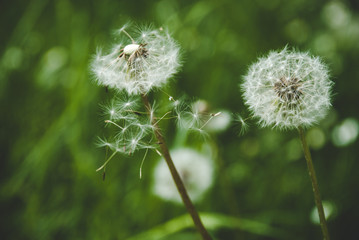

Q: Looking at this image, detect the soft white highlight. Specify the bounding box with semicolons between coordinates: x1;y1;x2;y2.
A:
204;110;232;133
91;25;181;95
123;44;140;55
153;148;214;203
332;118;359;147
241;47;333;129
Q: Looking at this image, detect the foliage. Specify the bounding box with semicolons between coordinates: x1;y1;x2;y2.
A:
1;0;359;239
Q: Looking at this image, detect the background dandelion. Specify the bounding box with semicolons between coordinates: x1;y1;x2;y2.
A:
153;148;214;203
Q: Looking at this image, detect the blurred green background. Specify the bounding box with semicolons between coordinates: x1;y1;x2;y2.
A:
1;0;359;239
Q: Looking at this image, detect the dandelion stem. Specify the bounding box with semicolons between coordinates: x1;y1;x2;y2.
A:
141;93;212;240
298;127;330;240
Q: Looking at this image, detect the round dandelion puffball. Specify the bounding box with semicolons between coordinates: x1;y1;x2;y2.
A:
91;25;181;95
241;47;333;130
153;148;214;204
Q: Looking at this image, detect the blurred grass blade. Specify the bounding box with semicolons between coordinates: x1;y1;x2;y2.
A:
125;212;291;240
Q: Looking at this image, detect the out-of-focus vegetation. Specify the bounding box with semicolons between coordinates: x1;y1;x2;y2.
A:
1;0;359;239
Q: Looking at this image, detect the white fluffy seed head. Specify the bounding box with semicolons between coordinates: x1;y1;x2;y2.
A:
91;25;181;95
241;47;333;130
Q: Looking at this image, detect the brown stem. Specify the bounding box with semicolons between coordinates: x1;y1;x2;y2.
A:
298;127;330;240
141;93;212;240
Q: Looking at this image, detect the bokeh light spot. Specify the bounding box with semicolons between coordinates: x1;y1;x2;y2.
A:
310;201;336;224
332;118;359;147
307;127;326;150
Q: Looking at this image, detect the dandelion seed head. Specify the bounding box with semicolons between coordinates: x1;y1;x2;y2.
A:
91;24;181;95
241;47;333;130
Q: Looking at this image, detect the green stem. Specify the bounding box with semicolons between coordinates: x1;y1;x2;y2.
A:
141;94;212;240
298;127;330;240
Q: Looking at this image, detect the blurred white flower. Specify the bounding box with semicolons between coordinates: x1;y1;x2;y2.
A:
153;148;214;203
204;110;232;133
332;118;359;147
91;24;181;95
241;47;333;130
310;201;337;224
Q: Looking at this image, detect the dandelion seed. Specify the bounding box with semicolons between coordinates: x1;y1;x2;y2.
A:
212;112;222;117
205;110;233;133
155;111;172;125
155;149;162;156
105;120;124;130
188;127;210;139
139;148;149;179
234;113;249;135
115;95;140;113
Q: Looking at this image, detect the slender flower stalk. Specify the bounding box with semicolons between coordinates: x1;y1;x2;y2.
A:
141;94;212;240
299;127;330;240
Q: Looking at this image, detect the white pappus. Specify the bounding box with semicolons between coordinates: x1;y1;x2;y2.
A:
91;25;181;95
241;47;333;130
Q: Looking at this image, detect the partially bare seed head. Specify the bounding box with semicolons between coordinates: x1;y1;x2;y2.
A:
91;24;181;95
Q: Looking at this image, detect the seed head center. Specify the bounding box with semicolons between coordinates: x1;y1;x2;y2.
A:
123;44;140;55
121;43;149;67
274;77;302;103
